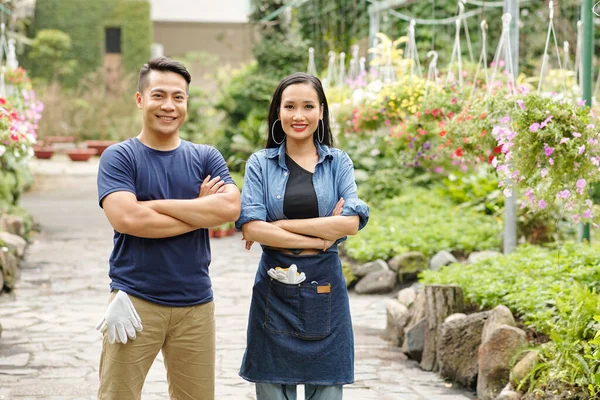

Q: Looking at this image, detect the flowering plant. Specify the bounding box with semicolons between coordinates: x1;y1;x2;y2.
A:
489;92;600;224
350;76;426;133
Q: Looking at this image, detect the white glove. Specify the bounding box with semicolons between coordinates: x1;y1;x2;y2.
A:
96;291;143;344
267;264;306;284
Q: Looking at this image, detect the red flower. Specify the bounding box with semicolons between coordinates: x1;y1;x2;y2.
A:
0;98;6;105
493;145;502;154
463;137;469;143
480;129;487;136
479;113;487;119
488;153;495;164
454;147;463;157
448;111;455;118
439;130;447;137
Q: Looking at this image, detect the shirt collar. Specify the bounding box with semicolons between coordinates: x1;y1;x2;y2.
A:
266;140;333;169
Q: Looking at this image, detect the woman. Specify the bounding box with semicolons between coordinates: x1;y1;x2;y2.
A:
236;72;369;400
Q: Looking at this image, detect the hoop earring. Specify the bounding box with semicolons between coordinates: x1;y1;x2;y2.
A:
271;119;284;145
318;120;325;143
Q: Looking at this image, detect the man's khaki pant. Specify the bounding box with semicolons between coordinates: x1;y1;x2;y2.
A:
98;291;215;400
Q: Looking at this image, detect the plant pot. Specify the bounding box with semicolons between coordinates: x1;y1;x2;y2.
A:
33;147;55;160
86;140;118;156
65;148;96;162
45;135;76;144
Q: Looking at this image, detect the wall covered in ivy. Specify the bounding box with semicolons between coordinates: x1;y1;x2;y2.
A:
28;0;152;86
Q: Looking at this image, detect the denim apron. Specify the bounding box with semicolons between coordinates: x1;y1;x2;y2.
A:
239;248;354;385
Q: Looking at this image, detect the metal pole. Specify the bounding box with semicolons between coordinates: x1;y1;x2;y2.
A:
580;0;593;242
503;0;519;254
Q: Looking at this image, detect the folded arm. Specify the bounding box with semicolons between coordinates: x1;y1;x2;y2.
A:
102;191;197;238
241;220;331;251
272;215;359;241
141;183;241;229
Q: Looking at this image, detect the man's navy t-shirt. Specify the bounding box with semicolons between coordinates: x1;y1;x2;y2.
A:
97;138;234;306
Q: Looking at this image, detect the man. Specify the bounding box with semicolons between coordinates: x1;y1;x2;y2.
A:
96;57;240;399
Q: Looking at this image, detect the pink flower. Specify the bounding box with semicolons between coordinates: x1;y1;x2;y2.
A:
541;168;548;177
577;179;587;189
501;116;510;124
517;100;525;110
572;214;582;224
579;145;586;155
498;181;504;187
573;132;582;138
503;188;513;198
549;158;554;165
540;116;553;128
578;99;588;106
584;209;593;219
544;146;553;156
594;223;599;229
530;123;540;132
525;188;534;199
560;138;570;144
559;190;571;199
588;124;596;129
538;199;547;209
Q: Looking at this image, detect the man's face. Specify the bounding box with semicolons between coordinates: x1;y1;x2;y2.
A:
136;70;188;137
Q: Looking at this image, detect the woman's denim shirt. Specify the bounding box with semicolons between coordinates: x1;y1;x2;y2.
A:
235;141;369;252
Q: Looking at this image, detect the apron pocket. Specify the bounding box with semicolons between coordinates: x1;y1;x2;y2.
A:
265;279;332;340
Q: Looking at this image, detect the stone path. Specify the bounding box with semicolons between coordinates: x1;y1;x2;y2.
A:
0;155;476;399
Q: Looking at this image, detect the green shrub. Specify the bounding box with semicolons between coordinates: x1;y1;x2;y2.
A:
343;186;502;262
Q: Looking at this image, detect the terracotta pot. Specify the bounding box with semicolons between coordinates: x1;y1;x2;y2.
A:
228;227;237;236
45;135;76;144
86;140;117;156
33;147;55;160
65;148;96;162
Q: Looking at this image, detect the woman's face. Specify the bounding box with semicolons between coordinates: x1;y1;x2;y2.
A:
278;83;323;144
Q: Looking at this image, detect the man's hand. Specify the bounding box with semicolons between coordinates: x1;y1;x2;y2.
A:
199;175;226;198
96;291;143;344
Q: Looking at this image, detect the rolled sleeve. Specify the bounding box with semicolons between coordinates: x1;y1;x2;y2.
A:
341;197;370;231
235;154;267;230
337;151;370;231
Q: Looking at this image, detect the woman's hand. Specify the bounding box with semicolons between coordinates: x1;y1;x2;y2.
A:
332;197;344;216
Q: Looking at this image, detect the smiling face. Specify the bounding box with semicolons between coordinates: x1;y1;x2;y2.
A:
278;83;323;144
136;70;187;138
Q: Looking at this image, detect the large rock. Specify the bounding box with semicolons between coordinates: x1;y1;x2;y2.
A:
477;325;527;400
388;251;427;281
420;285;464;371
482;305;516;342
429;250;458;271
384;299;411;345
354;270;397;294
397;287;417;308
404;318;426;362
510;350;539;387
0;250;19;290
0;215;25;237
351;259;389;279
0;231;26;258
437;311;489;388
495;383;522;400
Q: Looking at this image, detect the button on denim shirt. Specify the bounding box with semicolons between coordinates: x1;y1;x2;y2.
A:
235;141;369;252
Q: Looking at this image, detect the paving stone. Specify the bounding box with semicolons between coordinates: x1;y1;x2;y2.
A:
0;353;29;367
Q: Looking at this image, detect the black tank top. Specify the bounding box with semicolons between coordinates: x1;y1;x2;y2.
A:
283;155;319;219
